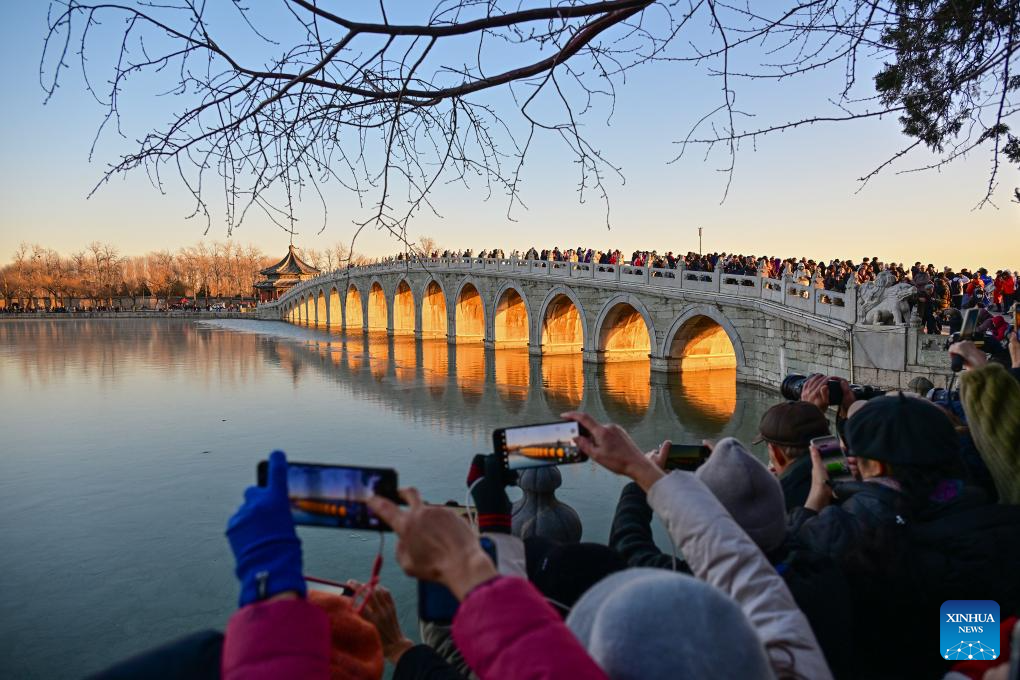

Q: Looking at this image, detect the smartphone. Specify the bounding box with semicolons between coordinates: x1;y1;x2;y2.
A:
257;460;399;531
492;420;589;470
305;576;355;598
664;443;712;471
811;435;853;484
418;537;497;624
959;307;980;340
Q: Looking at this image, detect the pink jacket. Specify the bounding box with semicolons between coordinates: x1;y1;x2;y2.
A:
453;576;607;680
222;597;331;680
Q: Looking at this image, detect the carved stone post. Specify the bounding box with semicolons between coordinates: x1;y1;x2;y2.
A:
511;466;582;543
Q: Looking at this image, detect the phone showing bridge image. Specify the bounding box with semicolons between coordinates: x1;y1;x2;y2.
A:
494;420;588;470
258;461;398;531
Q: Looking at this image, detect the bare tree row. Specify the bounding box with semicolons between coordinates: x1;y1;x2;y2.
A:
2;241;273;309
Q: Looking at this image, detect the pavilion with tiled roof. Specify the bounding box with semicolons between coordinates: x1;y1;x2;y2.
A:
254;245;320;302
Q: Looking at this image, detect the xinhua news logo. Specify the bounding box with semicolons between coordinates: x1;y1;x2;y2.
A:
941;600;1000;661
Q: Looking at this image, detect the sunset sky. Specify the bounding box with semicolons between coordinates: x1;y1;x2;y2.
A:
1;3;1017;270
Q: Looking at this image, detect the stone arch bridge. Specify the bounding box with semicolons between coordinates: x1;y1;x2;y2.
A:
257;257;950;390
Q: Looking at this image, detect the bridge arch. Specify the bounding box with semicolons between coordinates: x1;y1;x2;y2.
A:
538;286;588;354
298;295;306;325
453;277;486;343
392;278;416;335
419;278;448;338
593;294;656;361
345;284;364;330
367;279;388;331
662;306;744;371
328;286;341;328
491;282;530;348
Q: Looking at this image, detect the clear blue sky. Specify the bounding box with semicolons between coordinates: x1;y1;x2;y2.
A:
1;2;1017;270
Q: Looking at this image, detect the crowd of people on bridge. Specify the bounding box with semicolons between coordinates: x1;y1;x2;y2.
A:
91;327;1020;680
393;246;1018;335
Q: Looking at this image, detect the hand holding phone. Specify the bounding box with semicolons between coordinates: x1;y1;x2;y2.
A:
257;460;399;531
664;443;712;472
418;537;498;624
811;435;853;484
368;489;501;604
493;420;589;470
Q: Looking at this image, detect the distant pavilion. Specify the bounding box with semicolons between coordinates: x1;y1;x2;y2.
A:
255;245;320;302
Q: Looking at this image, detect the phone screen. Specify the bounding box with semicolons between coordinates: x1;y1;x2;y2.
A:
665;444;712;471
305;576;355;598
418;537;497;624
812;436;853;484
493;420;588;470
960;307;980;340
257;461;398;531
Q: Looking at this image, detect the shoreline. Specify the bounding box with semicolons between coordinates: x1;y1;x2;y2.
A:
0;311;255;320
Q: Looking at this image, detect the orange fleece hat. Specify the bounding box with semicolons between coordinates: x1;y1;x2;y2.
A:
307;590;384;680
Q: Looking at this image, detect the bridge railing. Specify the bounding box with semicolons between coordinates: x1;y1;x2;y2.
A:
269;257;858;324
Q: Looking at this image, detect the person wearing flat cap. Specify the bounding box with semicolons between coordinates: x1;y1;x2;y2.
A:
789;393;968;563
786;394;981;679
752;401;831;510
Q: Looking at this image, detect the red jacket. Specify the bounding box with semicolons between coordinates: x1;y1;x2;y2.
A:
453;576;608;680
222;598;331;680
222;577;605;680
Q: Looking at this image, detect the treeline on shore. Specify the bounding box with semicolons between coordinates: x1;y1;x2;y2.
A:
0;241;383;310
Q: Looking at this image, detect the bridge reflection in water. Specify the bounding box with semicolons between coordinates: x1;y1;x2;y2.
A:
249;321;766;449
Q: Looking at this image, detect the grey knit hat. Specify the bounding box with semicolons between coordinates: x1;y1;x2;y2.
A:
696;437;787;554
567;568;772;680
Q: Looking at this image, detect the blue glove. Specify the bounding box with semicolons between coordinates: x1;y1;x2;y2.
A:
226;450;305;607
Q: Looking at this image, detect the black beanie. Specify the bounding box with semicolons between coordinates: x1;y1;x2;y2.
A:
844;394;959;466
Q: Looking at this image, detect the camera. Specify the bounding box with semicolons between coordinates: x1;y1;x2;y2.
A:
780;374;885;406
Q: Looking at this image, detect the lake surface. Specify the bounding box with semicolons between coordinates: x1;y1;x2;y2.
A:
0;319;778;678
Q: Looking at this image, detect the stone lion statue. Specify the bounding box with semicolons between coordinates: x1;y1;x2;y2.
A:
858;271;915;324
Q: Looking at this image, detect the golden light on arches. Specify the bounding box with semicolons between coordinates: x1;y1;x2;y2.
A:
368;282;387;331
368;333;389;380
420;338;448;398
668;369;737;434
391;336;417;383
668;316;737;371
541;354;583;413
541;294;584;354
344;333;366;371
599;303;651;361
494;348;529;410
599;360;651;427
421;281;447;338
345;286;363;330
328;288;342;329
393;280;415;335
494;288;529;348
455;343;485;402
455;283;484;343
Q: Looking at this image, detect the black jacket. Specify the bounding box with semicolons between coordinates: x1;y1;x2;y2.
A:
788;480;906;564
394;645;466;680
608;482;690;571
791;481;1018;679
780;455;813;511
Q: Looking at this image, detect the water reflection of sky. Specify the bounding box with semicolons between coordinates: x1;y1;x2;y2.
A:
0;319;779;679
